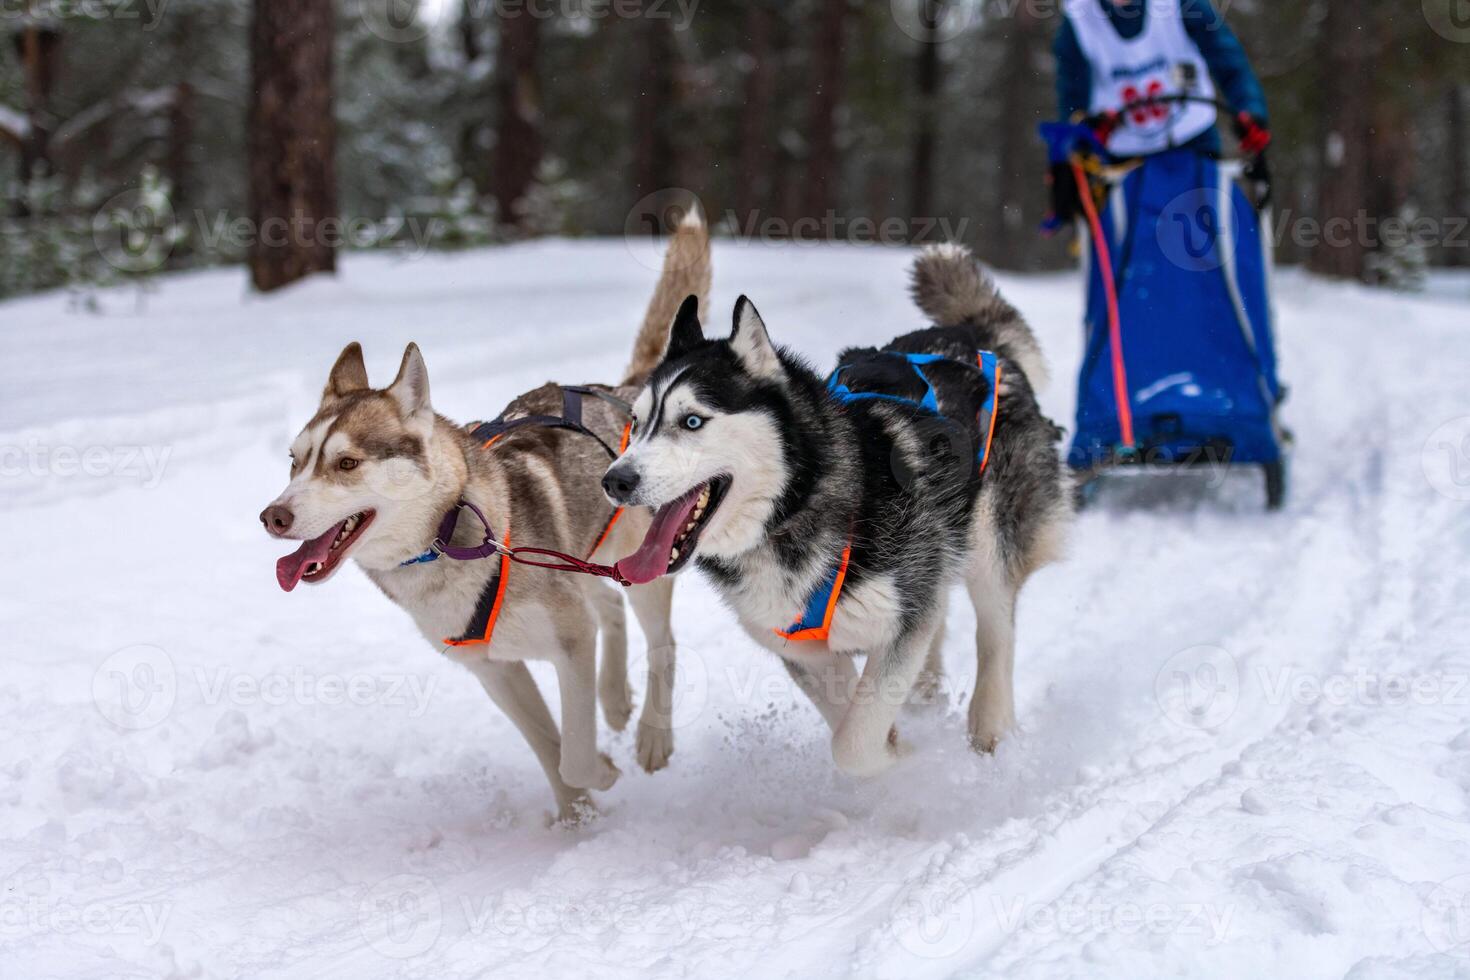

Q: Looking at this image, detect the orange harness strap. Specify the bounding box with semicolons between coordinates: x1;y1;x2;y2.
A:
773;539;854;643
443;529;512;647
447;417;632;647
585;420;634;559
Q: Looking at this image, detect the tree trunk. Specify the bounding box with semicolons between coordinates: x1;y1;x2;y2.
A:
491;1;542;231
805;0;847;218
1448;84;1468;268
988;0;1051;267
632;8;676;203
247;0;337;293
1309;0;1373;280
737;0;775;226
15;21;61;212
459;0;490;194
909;0;944;224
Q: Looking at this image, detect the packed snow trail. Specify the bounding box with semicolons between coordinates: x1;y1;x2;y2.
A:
1;243;1468;978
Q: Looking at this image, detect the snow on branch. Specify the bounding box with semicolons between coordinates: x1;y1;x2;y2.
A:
0;104;30;146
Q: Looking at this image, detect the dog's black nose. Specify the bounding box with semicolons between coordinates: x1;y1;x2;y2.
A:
602;466;640;502
260;504;294;536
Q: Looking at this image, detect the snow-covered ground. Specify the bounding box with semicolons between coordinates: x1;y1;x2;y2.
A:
2;241;1469;979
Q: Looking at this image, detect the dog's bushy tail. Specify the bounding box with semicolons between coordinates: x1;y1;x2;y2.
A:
623;207;712;385
910;243;1050;391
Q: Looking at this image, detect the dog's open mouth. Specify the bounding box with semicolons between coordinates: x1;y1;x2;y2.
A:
276;510;376;592
615;476;729;584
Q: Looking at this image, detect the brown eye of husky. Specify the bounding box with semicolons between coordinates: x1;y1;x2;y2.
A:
338;457;360;471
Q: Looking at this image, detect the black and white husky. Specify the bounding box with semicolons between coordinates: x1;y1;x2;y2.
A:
603;245;1071;776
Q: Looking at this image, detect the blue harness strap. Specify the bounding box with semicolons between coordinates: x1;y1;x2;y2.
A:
827;353;943;413
775;537;853;642
826;350;1003;471
777;350;1004;643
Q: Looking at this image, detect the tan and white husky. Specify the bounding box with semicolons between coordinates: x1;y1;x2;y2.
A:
260;213;711;822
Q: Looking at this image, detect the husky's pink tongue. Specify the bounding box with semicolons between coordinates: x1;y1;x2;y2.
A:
614;485;704;585
276;521;345;592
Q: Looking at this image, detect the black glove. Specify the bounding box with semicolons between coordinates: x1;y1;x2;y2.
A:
1243;148;1272;211
1045;161;1084;228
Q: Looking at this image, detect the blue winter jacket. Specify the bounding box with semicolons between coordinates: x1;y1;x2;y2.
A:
1054;0;1268;156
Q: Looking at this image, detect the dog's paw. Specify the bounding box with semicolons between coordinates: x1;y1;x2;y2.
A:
560;752;621;792
969;727;1013;754
967;702;1015;755
600;680;634;733
550;794;600;828
831;733;898;779
636;720;675;773
906;668;948;714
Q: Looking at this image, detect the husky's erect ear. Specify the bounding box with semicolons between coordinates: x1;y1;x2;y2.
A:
324;342;369;401
386;343;432;418
730;295;780;378
665;294;704;360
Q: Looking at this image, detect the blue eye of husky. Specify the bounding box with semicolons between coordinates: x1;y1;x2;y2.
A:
683;414;704;431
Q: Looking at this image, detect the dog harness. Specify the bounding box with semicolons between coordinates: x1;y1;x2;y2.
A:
775;350;1003;643
400;386;635;647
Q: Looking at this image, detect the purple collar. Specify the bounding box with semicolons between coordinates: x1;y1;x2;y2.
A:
400;500;502;566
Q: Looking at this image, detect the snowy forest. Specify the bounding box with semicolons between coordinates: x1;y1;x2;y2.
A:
0;0;1466;298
